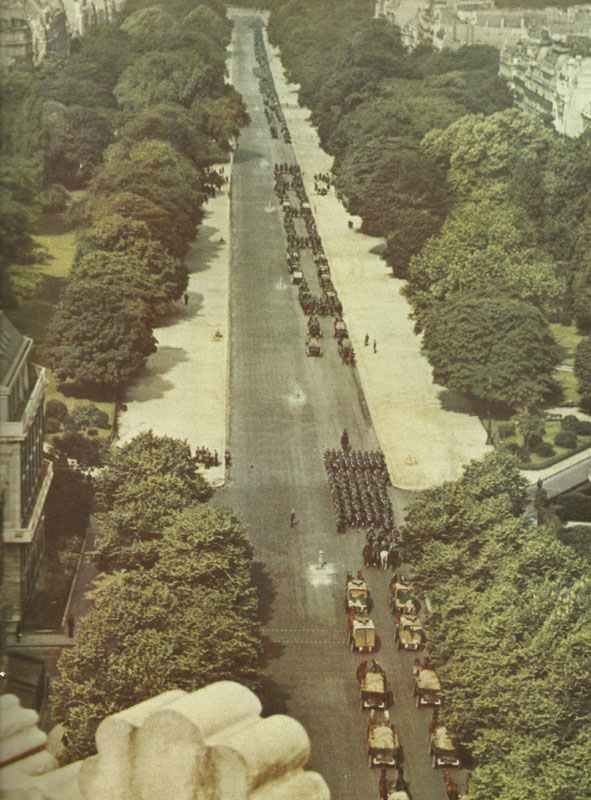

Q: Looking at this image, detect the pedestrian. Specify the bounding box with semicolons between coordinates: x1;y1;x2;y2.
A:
290;508;297;528
184;292;189;305
67;614;75;638
373;339;377;354
364;334;369;347
379;548;389;570
388;545;398;570
362;543;372;568
340;428;350;451
372;545;381;569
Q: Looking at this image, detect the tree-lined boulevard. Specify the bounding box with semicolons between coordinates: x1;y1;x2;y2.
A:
219;13;454;799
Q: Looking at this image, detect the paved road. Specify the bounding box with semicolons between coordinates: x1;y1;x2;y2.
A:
525;453;591;500
220;17;456;800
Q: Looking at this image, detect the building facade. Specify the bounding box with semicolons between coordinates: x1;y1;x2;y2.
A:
0;312;53;628
0;0;125;67
501;39;591;136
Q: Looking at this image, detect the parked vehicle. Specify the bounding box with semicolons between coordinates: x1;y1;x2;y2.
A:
367;709;401;768
389;580;419;617
333;318;348;340
345;577;371;614
348;612;376;653
430;725;460;769
414;667;442;708
395;615;425;651
357;660;388;710
306;336;321;357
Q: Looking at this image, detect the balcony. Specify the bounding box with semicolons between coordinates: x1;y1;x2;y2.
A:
0;365;46;439
3;460;53;545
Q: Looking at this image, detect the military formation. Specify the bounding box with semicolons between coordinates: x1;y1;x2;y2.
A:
252;21;354;364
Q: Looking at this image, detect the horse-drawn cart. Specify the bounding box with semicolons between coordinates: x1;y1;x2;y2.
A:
306;336;321;357
414;667;442;708
367;709;400;768
333;318;348;340
338;337;355;365
358;662;388;710
347;611;376;653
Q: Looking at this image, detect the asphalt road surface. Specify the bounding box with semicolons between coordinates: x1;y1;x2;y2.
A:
220;16;459;800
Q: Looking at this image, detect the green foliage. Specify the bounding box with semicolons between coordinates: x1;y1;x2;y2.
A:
403;454;590;798
52;432;105;468
43;103;114;188
406;195;563;331
555;490;591;522
47;277;156;394
94;431;211;570
0;160;40;264
90;139;206;259
46;398;68;421
45;417;61;434
45;461;93;546
422;295;561;410
115;50;222;111
515;410;545;450
52;503;263;762
69;404;110;430
574;337;591;412
497;422;515;439
118;103;225;166
554;430;578;449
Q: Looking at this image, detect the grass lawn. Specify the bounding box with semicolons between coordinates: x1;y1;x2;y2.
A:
492;418;591;468
551;323;584;366
6;215;116;431
557;370;582;406
7;226;77;345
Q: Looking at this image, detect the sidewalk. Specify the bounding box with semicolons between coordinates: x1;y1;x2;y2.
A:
266;39;489;491
117;184;230;487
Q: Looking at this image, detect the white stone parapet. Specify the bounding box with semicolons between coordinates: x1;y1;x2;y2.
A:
0;683;330;800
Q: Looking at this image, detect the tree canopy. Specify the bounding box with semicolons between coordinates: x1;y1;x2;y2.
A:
403;452;591;799
421;295;561;410
52;504;262;762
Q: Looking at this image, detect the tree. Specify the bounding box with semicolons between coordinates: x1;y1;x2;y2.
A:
90;140;206;258
515;410;546;452
405;196;564;331
575;336;591;412
43;102;114;188
422;108;552;199
87;191;183;259
421;295;562;410
118;104;225;167
45;461;93;547
0;160;40;263
93;432;211;569
114;51;222;112
77;214;187;299
52;505;263;762
47;279;156;395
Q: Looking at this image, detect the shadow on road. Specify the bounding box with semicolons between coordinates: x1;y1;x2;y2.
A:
258;671;291;718
188;223;226;276
124;346;190;402
252;560;277;626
